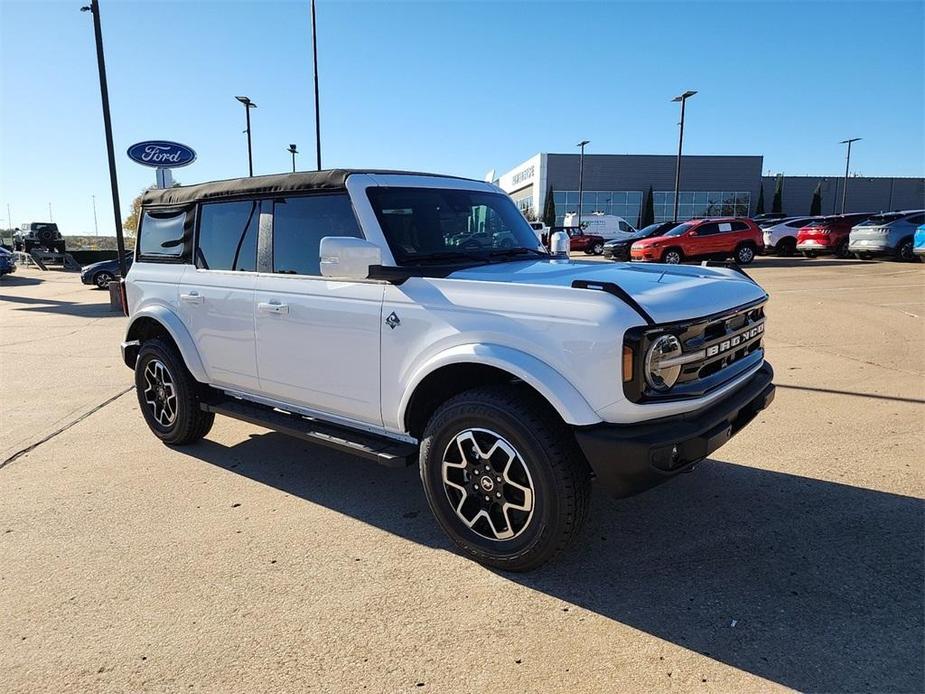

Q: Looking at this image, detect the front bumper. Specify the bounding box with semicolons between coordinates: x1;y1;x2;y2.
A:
573;362;775;498
603;246;630;261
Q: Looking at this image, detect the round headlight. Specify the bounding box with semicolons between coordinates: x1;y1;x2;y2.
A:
645;334;682;392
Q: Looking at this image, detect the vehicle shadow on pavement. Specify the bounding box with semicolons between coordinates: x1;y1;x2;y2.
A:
185;433;924;693
0;293;118;318
0;275;44;286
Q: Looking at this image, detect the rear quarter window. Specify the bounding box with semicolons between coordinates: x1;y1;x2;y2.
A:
138;208;189;260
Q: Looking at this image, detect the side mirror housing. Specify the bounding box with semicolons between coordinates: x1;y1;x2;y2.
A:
319;237;382;280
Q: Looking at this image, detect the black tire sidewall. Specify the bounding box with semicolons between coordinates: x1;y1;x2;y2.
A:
134;339;205;445
420;398;565;567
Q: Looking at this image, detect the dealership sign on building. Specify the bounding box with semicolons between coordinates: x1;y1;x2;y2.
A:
127;140;196;188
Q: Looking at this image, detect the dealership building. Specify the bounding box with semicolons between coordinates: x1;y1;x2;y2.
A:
495;153;924;226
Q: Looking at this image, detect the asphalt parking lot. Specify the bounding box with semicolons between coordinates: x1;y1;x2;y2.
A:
1;257;923;693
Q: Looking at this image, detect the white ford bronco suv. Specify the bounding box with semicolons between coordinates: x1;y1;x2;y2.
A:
122;170;775;571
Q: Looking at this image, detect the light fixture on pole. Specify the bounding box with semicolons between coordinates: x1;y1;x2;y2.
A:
839;138;861;214
287;144;299;172
576;139;590;228
235;95;257;177
81;0;127;280
671;90;697;222
311;0;322;171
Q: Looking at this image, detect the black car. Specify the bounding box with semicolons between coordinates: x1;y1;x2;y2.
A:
80;253;133;288
602;221;679;260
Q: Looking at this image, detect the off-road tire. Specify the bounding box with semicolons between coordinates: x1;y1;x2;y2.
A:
419;385;591;572
733;243;756;265
662;248;683;264
135;337;214;445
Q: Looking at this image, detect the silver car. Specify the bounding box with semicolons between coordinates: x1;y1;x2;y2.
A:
848;210;925;261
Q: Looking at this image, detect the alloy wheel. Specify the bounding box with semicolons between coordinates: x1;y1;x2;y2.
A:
143;359;178;427
664;250;681;264
737;246;754;263
95;272;113;288
441;428;535;541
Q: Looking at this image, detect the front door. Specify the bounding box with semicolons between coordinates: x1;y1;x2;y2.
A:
254;193;383;428
178;199;261;392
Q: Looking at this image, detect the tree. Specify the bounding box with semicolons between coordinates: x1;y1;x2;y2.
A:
640;185;655;227
542;186;556;229
755;183;765;215
771;174;784;214
810;180;823;216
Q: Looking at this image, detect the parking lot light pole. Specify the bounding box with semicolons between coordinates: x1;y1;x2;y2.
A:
81;0;126;279
311;0;322;171
671;90;697;222
840;138;861;214
576;140;589;228
236;96;257;177
287;144;299;172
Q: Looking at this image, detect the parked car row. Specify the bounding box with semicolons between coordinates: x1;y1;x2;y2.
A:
594;210;925;266
0;246;16;276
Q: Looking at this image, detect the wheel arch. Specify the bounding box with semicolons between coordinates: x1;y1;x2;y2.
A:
399;344;601;438
123;306;208;382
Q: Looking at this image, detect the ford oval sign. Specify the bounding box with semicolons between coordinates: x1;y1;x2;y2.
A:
127;140;196;168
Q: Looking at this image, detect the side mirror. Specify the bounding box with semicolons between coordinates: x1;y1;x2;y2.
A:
319;237;382;280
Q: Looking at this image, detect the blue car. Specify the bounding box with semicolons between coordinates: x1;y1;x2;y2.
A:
0;247;15;276
914;224;925;257
80;252;133;288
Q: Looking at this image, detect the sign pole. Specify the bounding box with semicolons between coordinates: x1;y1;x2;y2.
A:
82;0;126;279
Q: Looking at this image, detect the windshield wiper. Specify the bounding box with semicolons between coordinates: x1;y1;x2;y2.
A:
486;247;549;259
403;251;487;265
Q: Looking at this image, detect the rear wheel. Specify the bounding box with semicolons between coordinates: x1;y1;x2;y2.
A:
662;248;683;264
776;237;796;257
419;385;591;572
835;239;851;258
734;243;756;265
135;338;214;445
590;241;604;255
897;239;917;262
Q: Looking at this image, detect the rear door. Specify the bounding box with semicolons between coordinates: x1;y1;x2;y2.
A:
178;199;261;392
254;193;383;428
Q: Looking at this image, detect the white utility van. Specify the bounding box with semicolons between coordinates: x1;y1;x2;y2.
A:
563;212;636;240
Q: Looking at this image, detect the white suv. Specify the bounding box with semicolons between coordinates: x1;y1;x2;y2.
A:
122;170;775;570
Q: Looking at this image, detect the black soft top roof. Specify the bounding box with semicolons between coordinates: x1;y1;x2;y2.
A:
141;169;475;207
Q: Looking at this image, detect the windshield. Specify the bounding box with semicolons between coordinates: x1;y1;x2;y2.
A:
30;223;58;232
662;223;693;237
368;187;546;264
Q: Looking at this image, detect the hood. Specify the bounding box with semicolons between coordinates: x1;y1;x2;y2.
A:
448;259;767;324
81;259;116;273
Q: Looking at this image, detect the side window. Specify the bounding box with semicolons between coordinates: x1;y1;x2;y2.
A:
618;221;631;232
787;219;807;227
696;223;719;236
196;200;259;271
730;221;750;232
139;208;187;258
905;214;925;226
272;194;362;276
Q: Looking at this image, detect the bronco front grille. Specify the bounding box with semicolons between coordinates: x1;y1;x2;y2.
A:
623;300;767;403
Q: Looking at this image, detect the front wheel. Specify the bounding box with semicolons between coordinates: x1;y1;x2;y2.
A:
94;271;114;288
419;386;591;572
662;248;683;264
734;244;756;265
135;338;214;446
591;241;604;255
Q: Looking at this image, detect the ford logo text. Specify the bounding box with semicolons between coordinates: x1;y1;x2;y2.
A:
127;141;197;168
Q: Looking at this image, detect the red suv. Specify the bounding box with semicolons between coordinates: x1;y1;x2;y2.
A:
630;218;764;265
795;213;870;258
543;226;606;255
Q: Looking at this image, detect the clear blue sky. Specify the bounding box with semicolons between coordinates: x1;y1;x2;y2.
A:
2;0;923;235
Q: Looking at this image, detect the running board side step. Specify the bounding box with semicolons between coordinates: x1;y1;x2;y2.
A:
201;398;417;468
